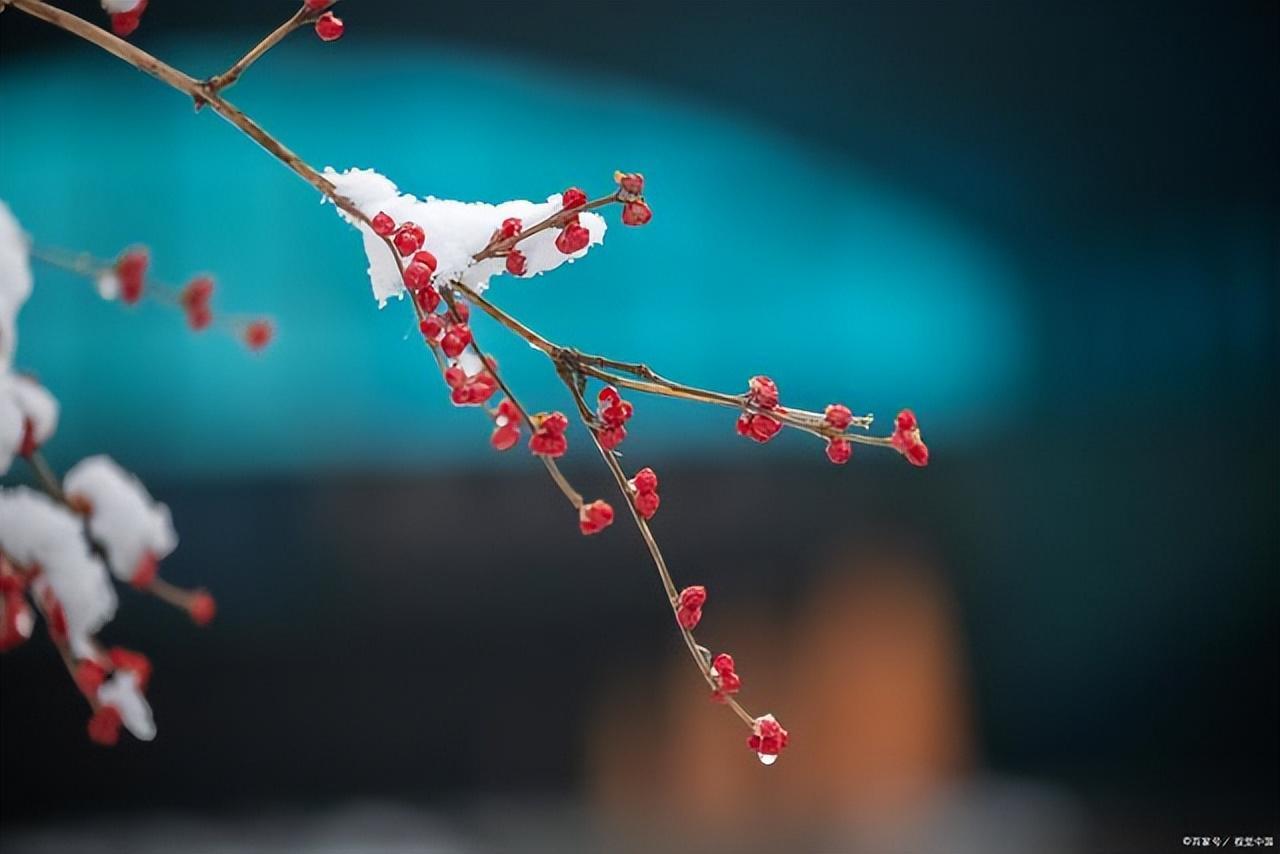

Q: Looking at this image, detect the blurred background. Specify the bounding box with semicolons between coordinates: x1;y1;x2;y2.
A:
1;1;1276;852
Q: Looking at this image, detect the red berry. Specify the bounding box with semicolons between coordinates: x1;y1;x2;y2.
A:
890;409;928;467
496;398;520;421
747;375;779;409
712;670;742;702
678;586;707;610
188;591;216;626
530;414;569;457
505;250;528;276
108;0;147;38
555;222;590;255
711;653;735;675
491;423;520;451
415;286;441;313
107;647;152;692
371;211;396;236
747;715;790;759
621;200;652;226
393;222;425;256
498;217;523;239
181;275;214;309
419;315;444;341
597;425;627;450
578;499;615;535
115;248;148;305
613;171;645;195
633;490;660;520
87;705;123;746
74;660;106;698
736;412;782;443
824;403;853;430
905;439;929;467
826;438;852;465
440;324;471;358
305;0;332;11
403;261;432;290
412;250;438;272
561;187;588;210
186;304;213;331
314;11;344;41
443;365;466;389
541;411;569;434
244;320;273;351
677;605;702;630
631;467;658;493
130;553;157;589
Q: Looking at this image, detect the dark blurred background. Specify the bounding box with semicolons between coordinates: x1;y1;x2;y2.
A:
1;2;1276;852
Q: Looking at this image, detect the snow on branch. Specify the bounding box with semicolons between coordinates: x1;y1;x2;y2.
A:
323;167;607;306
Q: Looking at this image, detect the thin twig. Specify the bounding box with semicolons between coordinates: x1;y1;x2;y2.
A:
205;4;320;95
564;371;756;727
441;287;584;509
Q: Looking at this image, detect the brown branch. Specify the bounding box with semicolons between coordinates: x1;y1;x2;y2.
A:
5;0;911;746
562;368;755;727
205;4;322;95
452;280;891;448
472;194;619;262
29;243;271;338
440;287;584;509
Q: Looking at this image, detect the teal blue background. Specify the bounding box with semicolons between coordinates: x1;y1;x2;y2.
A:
2;41;1024;476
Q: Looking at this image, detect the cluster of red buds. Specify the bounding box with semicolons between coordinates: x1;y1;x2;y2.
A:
114;247;148;304
710;652;743;703
614;172;653;226
76;646;151;745
528;411;569;457
596;385;633;450
311;11;344;42
823;403;854;464
444;360;498;407
736;375;784;443
179;275;214;330
554;187;593;255
578;498;615;536
373;213;476;360
890;408;930;467
628;466;660;520
748;714;790;765
102;246;274;350
676;585;706;630
489;398;521;450
499;218;528;275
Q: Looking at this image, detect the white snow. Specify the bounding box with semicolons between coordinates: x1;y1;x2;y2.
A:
323;167;607;306
64;455;177;583
100;0;143;13
97;670;156;740
0;487;118;658
0;201;33;370
0;372;60;474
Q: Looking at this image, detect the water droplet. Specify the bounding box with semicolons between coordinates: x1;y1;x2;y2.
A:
757;752;778;766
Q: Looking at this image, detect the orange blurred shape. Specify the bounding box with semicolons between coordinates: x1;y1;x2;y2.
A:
586;549;973;843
